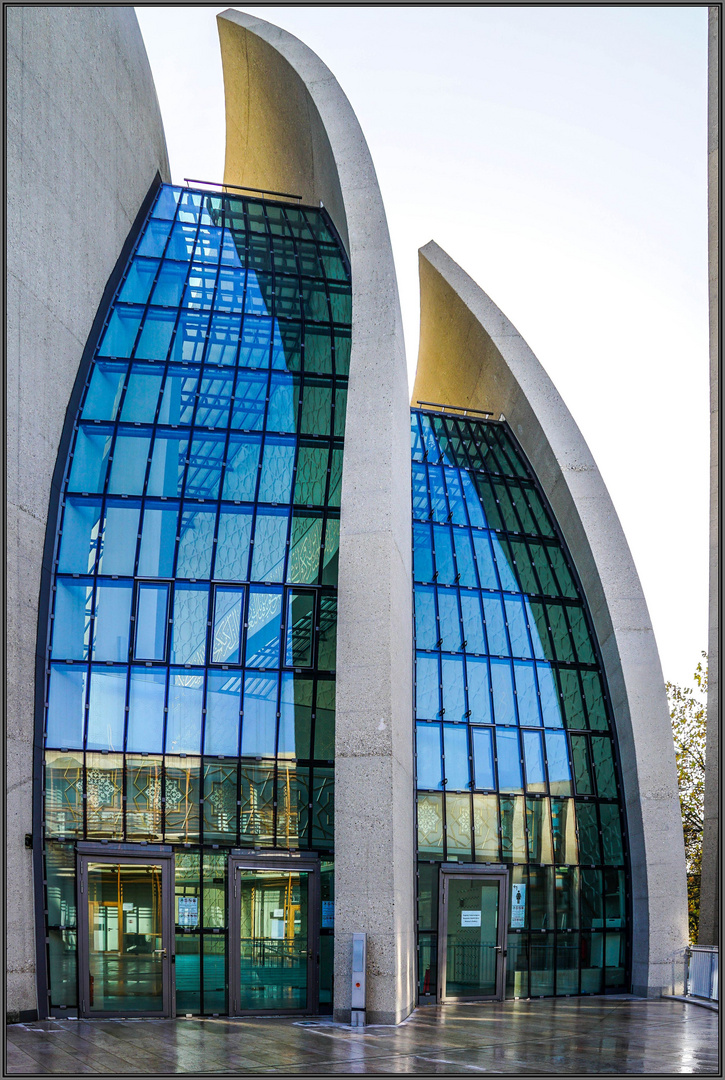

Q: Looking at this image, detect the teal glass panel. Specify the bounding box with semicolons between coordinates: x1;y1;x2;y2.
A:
537;664;563;728
559;668;586;729
570;734;593;795
258;438;295;502
599;803;624;865
289;511;323;584
504;597;531;658
245;588;282;668
317;596;337;670
580;867;603;928
68;426;112;493
491;535;519;592
314;679;335;761
294;444;327;505
286;591;315;667
582;670;609;731
568;606;595;664
120;365;163;421
591;736;617;798
215;508;252;581
251;509;288;581
97;305;143;358
575;802;601;865
268;374;296;432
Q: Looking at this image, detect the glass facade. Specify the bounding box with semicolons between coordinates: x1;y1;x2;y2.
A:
39;184;350;1013
412;409;629;1000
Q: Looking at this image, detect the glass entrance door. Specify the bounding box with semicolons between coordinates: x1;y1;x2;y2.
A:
438;869;508;1002
77;852;173;1016
228;857;319;1015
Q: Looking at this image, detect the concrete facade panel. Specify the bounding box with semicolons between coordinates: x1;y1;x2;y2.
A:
6;6;169;1018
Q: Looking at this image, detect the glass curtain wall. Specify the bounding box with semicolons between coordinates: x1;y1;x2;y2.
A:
40;184;350;1013
411;409;629;1001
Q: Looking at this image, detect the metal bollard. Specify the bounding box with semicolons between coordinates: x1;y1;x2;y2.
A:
351;932;367;1027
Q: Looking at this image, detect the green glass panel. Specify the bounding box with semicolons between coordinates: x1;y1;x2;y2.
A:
239;762;275;847
418;863;439;931
508;483;537;534
314;679;335;760
473;793;500;861
334;387;348;437
530;936;554;996
44;751;84;838
559;668;586;729
551;798;578;864
555;867;579;929
529;542;559;596
418;793;444;857
547;547;578;599
575;802;601;865
546;604;575;663
525;487;555;538
294;445;328;505
473;475;502;531
238;868;309;1010
175;852;201;929
526;798;553;864
506;932;529;998
580;931;604;993
500;795;527;863
556;932;579;994
599;804;624;865
591;736;617;798
276;762;309;849
570;735;593;795
334;332;351;377
203;852;227;929
317;595;337;670
580;867;603;928
304;327;333;374
311;767;334;847
301;383;332;436
604;932;626;987
509;540;540;595
493;480;519;532
46;843;77;928
567;606;595;664
529;866;555;930
581;670;609;731
328;448;343;508
203;761;238;843
528;602;553;662
288;512;322;584
48;928;78;1007
286;591;315;667
603;868;626;929
175;933;201;1014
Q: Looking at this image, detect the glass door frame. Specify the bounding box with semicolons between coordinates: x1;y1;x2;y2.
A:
227;852;321;1016
437;864;509;1004
76;843;175;1019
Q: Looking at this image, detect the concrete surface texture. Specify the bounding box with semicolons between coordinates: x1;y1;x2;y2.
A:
5;997;719;1074
6;6;170;1018
217;11;415;1025
411;242;689;996
699;3;719;949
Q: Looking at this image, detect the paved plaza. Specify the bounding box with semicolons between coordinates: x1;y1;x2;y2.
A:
5;996;719;1075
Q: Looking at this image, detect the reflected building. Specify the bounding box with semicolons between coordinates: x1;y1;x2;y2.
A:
7;7;689;1025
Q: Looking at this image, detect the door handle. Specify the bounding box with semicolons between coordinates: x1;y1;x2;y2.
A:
493;945;502;951
153;948;167;957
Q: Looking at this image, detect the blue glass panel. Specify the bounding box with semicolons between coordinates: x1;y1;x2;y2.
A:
251;509;288;582
119;258;158;305
93;582;132;661
170;310;210;364
432;525;455;585
231;370;268;430
205;312;241;366
491;534;519;591
113;522;150;599
467;657;492;724
413;523;434;583
416;653;440;720
178;190;201;224
135;308;176;361
453;530;477;587
245;587;282;668
437;589;461;653
414;585;437;650
185;435;225;499
258;438;295;502
82;362;126;420
222;434;260;501
538;664;563;728
183;263;217;309
98;306;143;358
135;583;169;660
58;497;101;574
194;226;222;264
46;664;87;748
212;588;243;664
107;431;151;495
138;216;173;255
443;724;469;789
545;730;572;796
441;656;465;723
214;268;245;312
147;433;188;497
68;426;112;493
86;666;126;751
151;187;180;221
244;271;270;317
195;372;234;427
505;597;532;659
170;585;208;665
428;468;448;522
472;726;495;790
472;533;498;590
52;579;92;659
419;414;439;460
514;660;541;726
176;507;215;579
138;503;178;578
482;595;508;656
204;672;241;756
444;470;467;525
460;593;486;654
491;658;517;725
215;508;252;581
158;368;199;425
460;472;486;528
496;728;523;792
267;374;296;432
241;673;278;755
239;314;272;366
411;414;423;461
126;668;165;753
523;730;546;792
415;723;443;789
166;670;203;754
166;222;196;260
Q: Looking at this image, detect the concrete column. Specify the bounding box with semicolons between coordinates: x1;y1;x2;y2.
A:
699;4;719;948
6;7;169;1019
217;11;416;1025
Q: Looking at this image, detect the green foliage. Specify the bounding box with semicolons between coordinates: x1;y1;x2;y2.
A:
666;655;707;943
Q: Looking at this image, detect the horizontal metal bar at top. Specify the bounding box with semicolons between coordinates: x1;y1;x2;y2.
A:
415;400;495;418
184;178;303;202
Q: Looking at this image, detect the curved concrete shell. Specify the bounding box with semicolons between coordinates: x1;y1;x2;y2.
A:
217;11;415;1023
6;6;169;1018
412;241;688;995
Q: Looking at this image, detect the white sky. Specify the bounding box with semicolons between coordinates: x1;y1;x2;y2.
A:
136;5;710;689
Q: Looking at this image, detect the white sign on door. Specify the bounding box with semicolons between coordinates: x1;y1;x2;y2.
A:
461;910;482;927
511;884;526;928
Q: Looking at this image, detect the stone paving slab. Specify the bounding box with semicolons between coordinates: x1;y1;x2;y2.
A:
5;997;719;1075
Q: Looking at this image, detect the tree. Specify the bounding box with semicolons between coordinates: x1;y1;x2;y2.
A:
666;655;707;943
